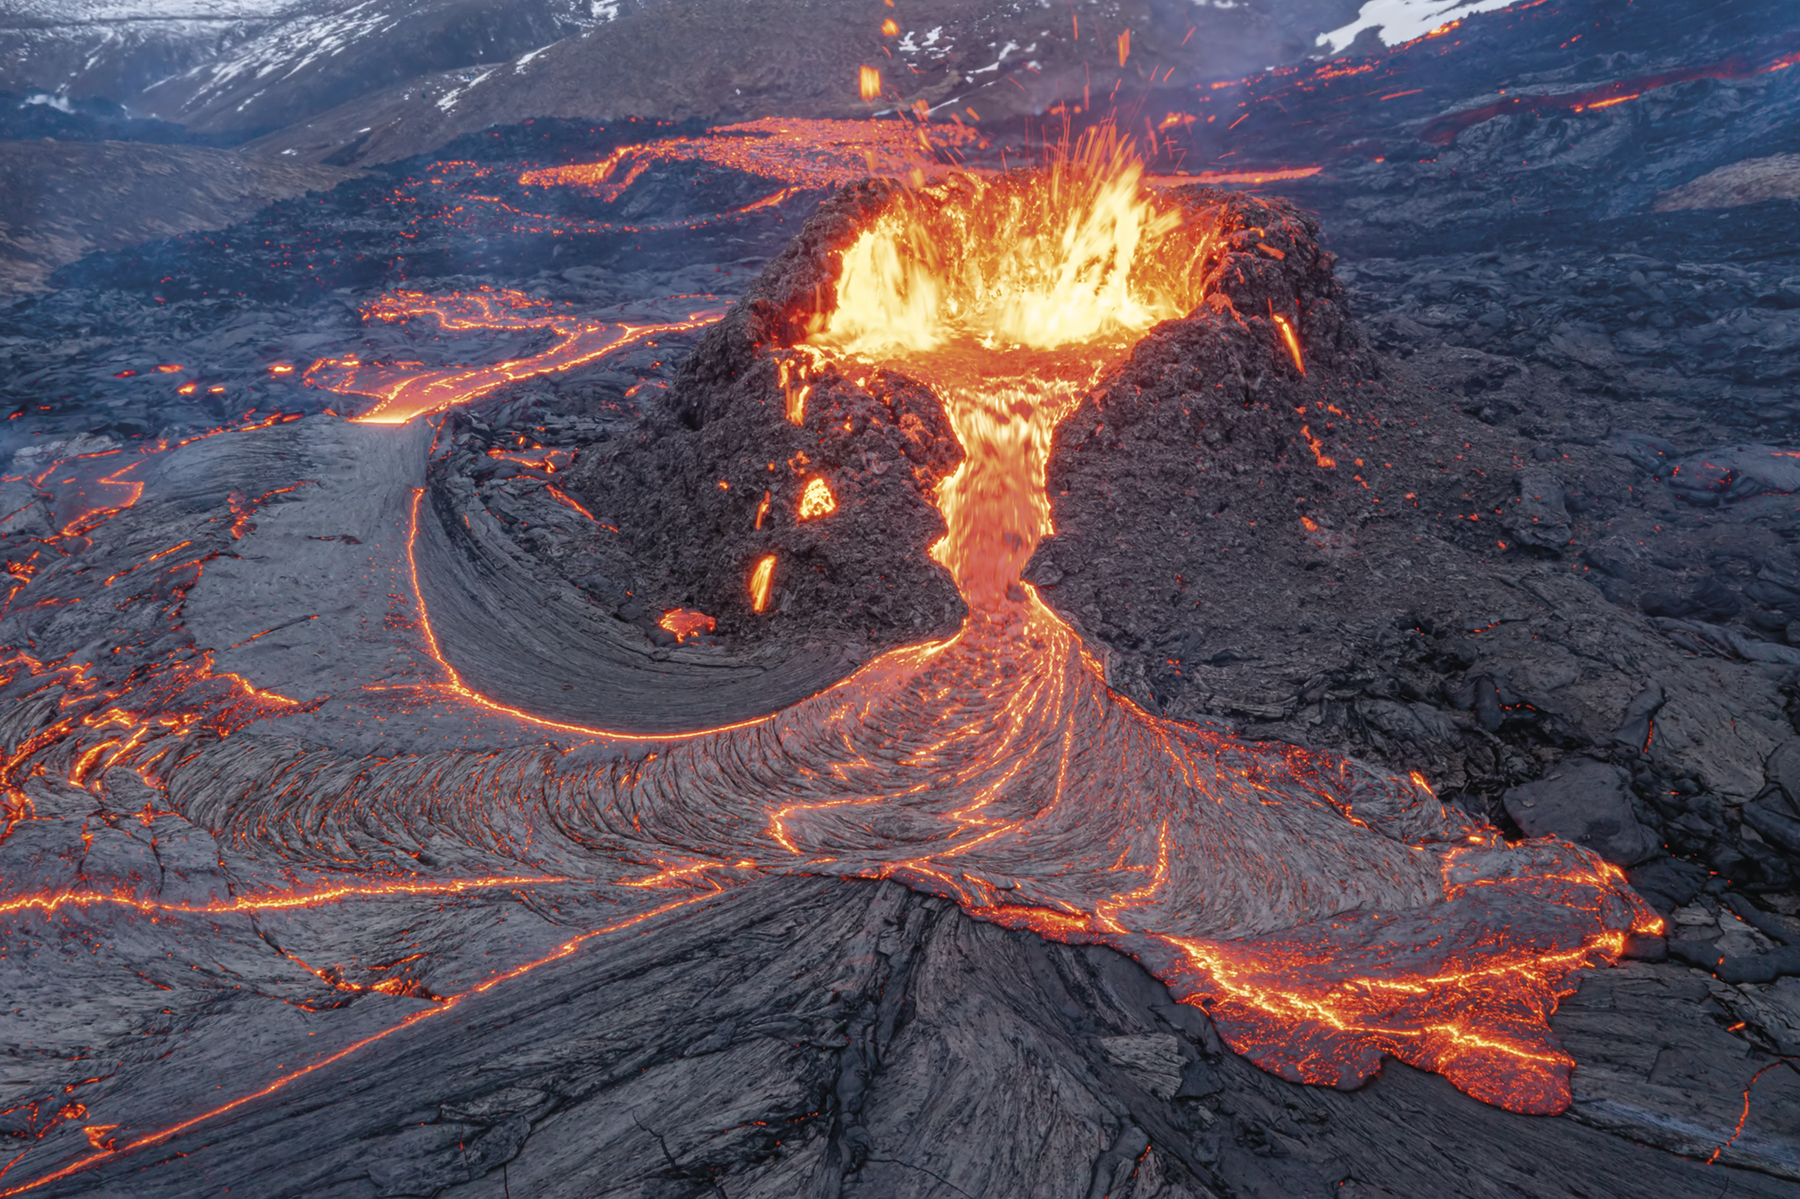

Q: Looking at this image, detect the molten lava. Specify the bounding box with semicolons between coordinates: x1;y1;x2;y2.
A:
303;289;724;424
757;127;1646;1112
352;130;1651;1116
808;129;1213;606
0;129;1666;1193
796;476;837;521
748;554;777;613
658;608;717;643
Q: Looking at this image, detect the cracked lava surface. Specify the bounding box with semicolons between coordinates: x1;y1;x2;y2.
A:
0;125;1663;1193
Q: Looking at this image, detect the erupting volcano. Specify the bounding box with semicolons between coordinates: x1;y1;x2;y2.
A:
512;130;1656;1115
9;2;1800;1186
234;131;1660;1116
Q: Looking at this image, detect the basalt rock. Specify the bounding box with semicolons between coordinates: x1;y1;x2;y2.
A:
571;179;967;650
572;181;1367;653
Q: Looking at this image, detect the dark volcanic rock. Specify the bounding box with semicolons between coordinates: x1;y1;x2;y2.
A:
569;179;967;649
1503;756;1661;866
0;139;357;297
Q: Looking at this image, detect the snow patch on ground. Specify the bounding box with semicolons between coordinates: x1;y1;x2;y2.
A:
7;0;323;23
515;42;554;72
1316;0;1529;54
21;91;75;112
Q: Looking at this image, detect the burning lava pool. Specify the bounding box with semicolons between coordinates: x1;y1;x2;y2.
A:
0;126;1661;1193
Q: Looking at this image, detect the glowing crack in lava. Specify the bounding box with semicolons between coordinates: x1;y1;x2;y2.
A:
533;130;1657;1114
0;138;1668;1193
302;288;725;424
515;117;975;204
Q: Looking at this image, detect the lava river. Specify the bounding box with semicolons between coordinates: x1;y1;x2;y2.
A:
306;132;1656;1113
0;129;1661;1191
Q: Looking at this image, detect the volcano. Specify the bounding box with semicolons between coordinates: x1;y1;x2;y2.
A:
3;1;1800;1196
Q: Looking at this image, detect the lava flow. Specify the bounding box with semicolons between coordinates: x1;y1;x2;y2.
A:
0;134;1662;1192
526;128;1656;1114
303;289;725;424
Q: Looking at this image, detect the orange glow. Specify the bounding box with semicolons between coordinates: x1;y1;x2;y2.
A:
268;363;294;374
749;554;777;612
797;476;838;521
659;608;717;642
1146;166;1322;186
1271;313;1305;374
398;489;774;741
807;127;1215;606
0;894;715;1198
516;119;977;203
754;490;771;530
1300;425;1336;469
859;66;882;102
304;290;723;424
0;874;563;920
1118;29;1130;66
881;18;898;35
154;364;181;373
20;125;1655;1183
1421;50;1800;146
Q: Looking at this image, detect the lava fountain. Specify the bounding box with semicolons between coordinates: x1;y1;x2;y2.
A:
532;132;1660;1114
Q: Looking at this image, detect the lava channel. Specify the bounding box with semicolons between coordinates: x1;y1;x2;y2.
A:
303;288;726;424
104;130;1659;1132
514;129;1658;1115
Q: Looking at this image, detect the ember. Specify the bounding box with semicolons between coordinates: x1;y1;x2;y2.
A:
796;476;837;520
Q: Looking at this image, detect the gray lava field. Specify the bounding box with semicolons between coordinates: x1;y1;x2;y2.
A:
3;0;1800;1195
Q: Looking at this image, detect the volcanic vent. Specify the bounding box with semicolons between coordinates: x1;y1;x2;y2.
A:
533;135;1657;1113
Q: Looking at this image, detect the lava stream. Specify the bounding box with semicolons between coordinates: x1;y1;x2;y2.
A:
536;129;1654;1114
303;289;725;424
0;135;1664;1191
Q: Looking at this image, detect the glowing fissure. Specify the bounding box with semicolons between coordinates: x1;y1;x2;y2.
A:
303;289;725;424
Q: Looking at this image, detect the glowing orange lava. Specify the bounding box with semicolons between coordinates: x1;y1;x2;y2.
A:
1421;50;1800;145
0;129;1668;1197
303;289;724;424
658;608;717;642
0;893;718;1198
341;132;1650;1115
515;118;977;206
748;554;777;613
766;126;1647;1112
796;476;837;520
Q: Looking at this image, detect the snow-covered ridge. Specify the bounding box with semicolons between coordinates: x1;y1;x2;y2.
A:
0;0;318;22
1317;0;1532;54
